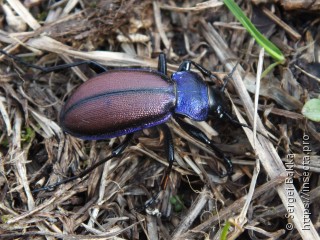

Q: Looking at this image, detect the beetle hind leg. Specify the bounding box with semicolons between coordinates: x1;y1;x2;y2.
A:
32;133;134;193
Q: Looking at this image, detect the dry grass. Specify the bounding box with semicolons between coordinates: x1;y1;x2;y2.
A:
0;0;319;239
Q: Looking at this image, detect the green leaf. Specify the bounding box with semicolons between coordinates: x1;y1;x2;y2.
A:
170;195;185;212
170;196;177;205
174;203;183;212
220;221;231;240
302;99;320;122
223;0;285;63
21;127;35;143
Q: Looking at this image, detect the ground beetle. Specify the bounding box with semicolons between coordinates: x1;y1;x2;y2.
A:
0;50;234;196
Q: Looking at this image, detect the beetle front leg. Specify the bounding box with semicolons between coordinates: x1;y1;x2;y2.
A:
177;59;212;76
174;117;233;177
190;61;213;77
178;60;192;71
32;133;134;193
178;60;223;85
190;61;239;92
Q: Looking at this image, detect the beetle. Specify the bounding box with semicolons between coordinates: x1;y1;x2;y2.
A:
58;53;234;192
0;50;234;196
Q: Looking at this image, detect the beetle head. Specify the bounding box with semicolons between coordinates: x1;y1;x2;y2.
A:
208;86;231;120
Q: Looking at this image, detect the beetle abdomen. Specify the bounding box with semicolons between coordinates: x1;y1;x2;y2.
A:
60;70;176;140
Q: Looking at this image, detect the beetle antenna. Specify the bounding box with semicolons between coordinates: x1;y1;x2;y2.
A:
223;111;269;139
220;62;239;92
218;63;269;139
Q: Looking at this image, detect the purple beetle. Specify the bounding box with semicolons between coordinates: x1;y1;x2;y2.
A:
58;54;233;193
0;49;233;195
60;66;226;140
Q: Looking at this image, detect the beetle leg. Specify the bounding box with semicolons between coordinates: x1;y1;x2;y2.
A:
157;53;167;75
39;61;108;74
174;117;233;177
190;61;213;77
178;60;192;71
32;133;134;193
158;124;175;190
140;124;174;211
188;61;225;87
191;61;239;92
179;60;223;85
0;49;108;73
